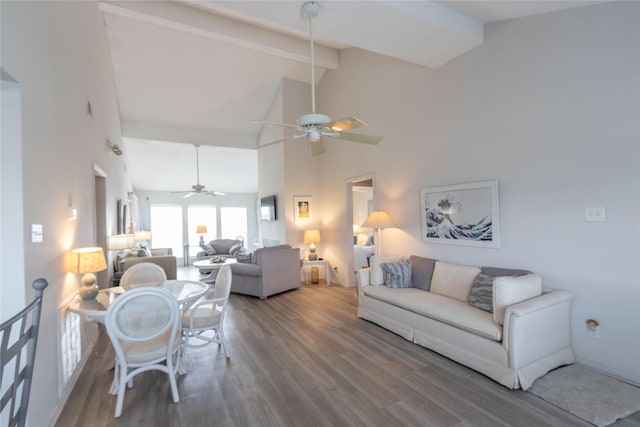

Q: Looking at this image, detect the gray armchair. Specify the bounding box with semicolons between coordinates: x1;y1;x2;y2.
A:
229;245;301;299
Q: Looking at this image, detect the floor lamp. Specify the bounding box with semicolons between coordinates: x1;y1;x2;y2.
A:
361;211;395;256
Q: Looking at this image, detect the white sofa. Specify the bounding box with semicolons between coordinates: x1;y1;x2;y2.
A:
356;255;575;390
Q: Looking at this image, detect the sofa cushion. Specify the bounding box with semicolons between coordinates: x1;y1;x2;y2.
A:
370;255;404;285
430;261;481;302
211;239;240;254
493;274;542;325
410;255;436;291
382;259;412;288
468;273;494;312
362;285;502;341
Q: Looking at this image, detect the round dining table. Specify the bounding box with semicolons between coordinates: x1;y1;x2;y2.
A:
67;279;209;323
67;279;209;393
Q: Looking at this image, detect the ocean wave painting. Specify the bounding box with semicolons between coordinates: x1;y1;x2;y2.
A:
421;181;500;248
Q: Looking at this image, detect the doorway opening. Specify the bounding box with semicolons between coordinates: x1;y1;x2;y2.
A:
347;175;374;287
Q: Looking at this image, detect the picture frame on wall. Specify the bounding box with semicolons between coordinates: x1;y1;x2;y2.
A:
420;180;500;248
293;196;312;222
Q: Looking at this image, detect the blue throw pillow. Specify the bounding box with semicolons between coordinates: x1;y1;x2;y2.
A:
382;259;413;288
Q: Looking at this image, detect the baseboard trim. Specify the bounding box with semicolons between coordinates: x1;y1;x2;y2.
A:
575;356;640;387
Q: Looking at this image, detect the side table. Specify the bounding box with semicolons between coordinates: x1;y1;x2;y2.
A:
302;259;331;287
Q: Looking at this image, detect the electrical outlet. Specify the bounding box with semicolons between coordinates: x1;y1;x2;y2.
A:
588;325;600;339
585;206;606;222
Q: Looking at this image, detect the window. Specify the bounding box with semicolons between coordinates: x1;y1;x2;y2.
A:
150;205;183;256
221;206;248;242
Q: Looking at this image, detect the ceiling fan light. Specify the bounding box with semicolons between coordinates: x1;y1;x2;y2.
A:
309;128;321;143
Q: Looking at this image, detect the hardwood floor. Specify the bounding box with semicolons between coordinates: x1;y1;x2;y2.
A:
55;280;640;426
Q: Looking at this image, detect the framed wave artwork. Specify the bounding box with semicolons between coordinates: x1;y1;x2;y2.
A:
420;180;500;248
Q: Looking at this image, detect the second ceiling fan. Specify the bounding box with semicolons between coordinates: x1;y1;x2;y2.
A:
256;1;383;155
172;144;225;198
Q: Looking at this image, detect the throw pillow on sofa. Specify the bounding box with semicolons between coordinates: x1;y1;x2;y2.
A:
229;243;244;256
493;274;542;325
468;268;532;313
409;255;436;291
468;273;494;312
430;261;481;302
369;255;404;285
382;259;412;288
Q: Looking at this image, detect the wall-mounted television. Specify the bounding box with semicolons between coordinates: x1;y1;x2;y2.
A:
260;195;277;221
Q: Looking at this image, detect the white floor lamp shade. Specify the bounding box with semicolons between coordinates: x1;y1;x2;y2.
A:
361;211;395;256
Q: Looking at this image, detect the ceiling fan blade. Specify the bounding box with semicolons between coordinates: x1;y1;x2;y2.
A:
252;120;299;129
203;190;226;197
329;116;367;131
334;131;383;145
183;192;195;198
258;133;306;149
309;138;325;156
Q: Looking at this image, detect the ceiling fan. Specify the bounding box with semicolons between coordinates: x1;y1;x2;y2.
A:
255;1;383;155
171;144;225;198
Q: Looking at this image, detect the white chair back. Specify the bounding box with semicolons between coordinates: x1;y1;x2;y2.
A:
182;265;233;358
105;287;180;417
120;262;166;290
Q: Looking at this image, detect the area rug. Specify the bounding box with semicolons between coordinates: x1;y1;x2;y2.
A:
528;364;640;426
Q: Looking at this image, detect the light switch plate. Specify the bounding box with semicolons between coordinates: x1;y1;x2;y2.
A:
31;224;43;243
585;206;606;222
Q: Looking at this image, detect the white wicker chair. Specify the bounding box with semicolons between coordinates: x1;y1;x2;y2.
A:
182;264;232;358
119;262;166;290
105;287;181;417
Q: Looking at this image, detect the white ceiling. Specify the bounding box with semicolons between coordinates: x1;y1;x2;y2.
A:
103;1;609;193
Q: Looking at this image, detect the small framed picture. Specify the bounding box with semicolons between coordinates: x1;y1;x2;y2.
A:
294;196;312;222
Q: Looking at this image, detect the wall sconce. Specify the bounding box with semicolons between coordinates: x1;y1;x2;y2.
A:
362;211;395;256
69;247;107;300
108;138;122;156
303;229;321;261
68;194;78;221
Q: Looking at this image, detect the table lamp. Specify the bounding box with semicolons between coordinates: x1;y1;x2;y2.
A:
134;230;151;247
303;229;321;261
70;247;107;300
361;211;395;256
196;225;207;244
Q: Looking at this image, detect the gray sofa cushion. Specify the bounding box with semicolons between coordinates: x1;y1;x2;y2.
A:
410;255;436;291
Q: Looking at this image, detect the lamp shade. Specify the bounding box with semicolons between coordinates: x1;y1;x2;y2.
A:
353;224;362;234
196;225;208;234
134;230;151;241
107;234;135;250
361;211;395;229
303;229;321;244
69;247;107;274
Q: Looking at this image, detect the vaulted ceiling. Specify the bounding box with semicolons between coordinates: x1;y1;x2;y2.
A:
101;1;608;193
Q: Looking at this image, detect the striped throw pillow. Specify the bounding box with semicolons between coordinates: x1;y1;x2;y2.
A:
382;259;413;288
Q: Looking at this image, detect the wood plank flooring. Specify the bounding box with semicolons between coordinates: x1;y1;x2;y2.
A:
55;281;640;426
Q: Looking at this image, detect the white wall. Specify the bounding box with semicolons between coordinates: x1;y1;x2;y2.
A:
1;1;130;425
305;2;639;383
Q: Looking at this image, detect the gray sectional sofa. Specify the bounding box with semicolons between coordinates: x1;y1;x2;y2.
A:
356;255;575;390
